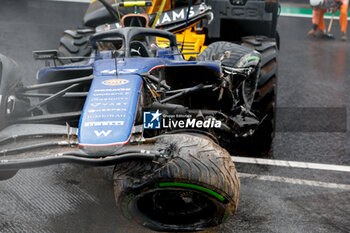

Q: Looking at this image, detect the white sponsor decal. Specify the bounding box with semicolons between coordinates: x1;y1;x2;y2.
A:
93;92;129;96
189;7;195;17
88;108;127;113
173;10;184;20
100;67;137;75
162;13;171;24
157;8;195;25
94;130;112;137
86;114;126;119
119;69;137;73
101;69;116;74
92;97;128;101
90;103;126;107
94;88;131;92
85;121;124;127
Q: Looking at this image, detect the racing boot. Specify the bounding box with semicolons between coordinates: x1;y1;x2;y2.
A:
341;32;347;41
308;24;318;37
307;28;316;37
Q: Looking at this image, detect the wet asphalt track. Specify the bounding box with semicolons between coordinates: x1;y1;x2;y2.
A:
1;0;350;232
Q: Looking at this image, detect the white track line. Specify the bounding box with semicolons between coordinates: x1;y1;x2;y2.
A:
280;13;342;20
239;173;350;190
232;156;350;173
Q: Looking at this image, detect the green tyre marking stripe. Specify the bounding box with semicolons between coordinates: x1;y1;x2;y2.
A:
222;209;231;222
247;56;260;62
158;182;226;201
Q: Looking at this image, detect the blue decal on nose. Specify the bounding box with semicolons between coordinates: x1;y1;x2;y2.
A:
78;74;143;146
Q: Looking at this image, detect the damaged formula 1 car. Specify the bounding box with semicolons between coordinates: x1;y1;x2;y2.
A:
0;27;273;231
60;0;278;155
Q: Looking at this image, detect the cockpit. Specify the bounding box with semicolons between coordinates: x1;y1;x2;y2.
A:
91;27;179;59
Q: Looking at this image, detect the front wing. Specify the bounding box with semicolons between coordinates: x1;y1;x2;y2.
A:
0;124;159;170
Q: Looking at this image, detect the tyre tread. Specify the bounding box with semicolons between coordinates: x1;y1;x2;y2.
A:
113;134;240;231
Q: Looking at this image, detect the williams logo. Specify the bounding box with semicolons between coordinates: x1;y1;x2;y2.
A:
144;110;161;129
102;79;129;86
94;130;112;137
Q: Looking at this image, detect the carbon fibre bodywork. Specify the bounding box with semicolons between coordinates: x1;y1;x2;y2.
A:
0;27;260;169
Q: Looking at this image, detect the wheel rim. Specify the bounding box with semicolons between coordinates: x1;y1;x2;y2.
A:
133;188;220;226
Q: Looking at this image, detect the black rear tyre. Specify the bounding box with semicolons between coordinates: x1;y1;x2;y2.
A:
113;134;240;232
58;28;95;64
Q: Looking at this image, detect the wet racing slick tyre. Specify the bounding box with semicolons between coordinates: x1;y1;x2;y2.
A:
113;134;240;232
0;54;24;180
240;36;278;156
58;28;95;64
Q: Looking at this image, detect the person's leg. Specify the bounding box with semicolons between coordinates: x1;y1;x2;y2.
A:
339;0;348;40
318;9;326;31
309;9;322;35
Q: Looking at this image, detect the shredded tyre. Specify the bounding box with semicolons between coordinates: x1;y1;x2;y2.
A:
197;39;277;156
197;41;253;68
113;134;240;232
197;41;260;109
240;36;278;155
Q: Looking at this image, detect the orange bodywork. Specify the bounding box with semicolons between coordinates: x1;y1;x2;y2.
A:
175;28;207;59
147;0;207;58
89;0;207;59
